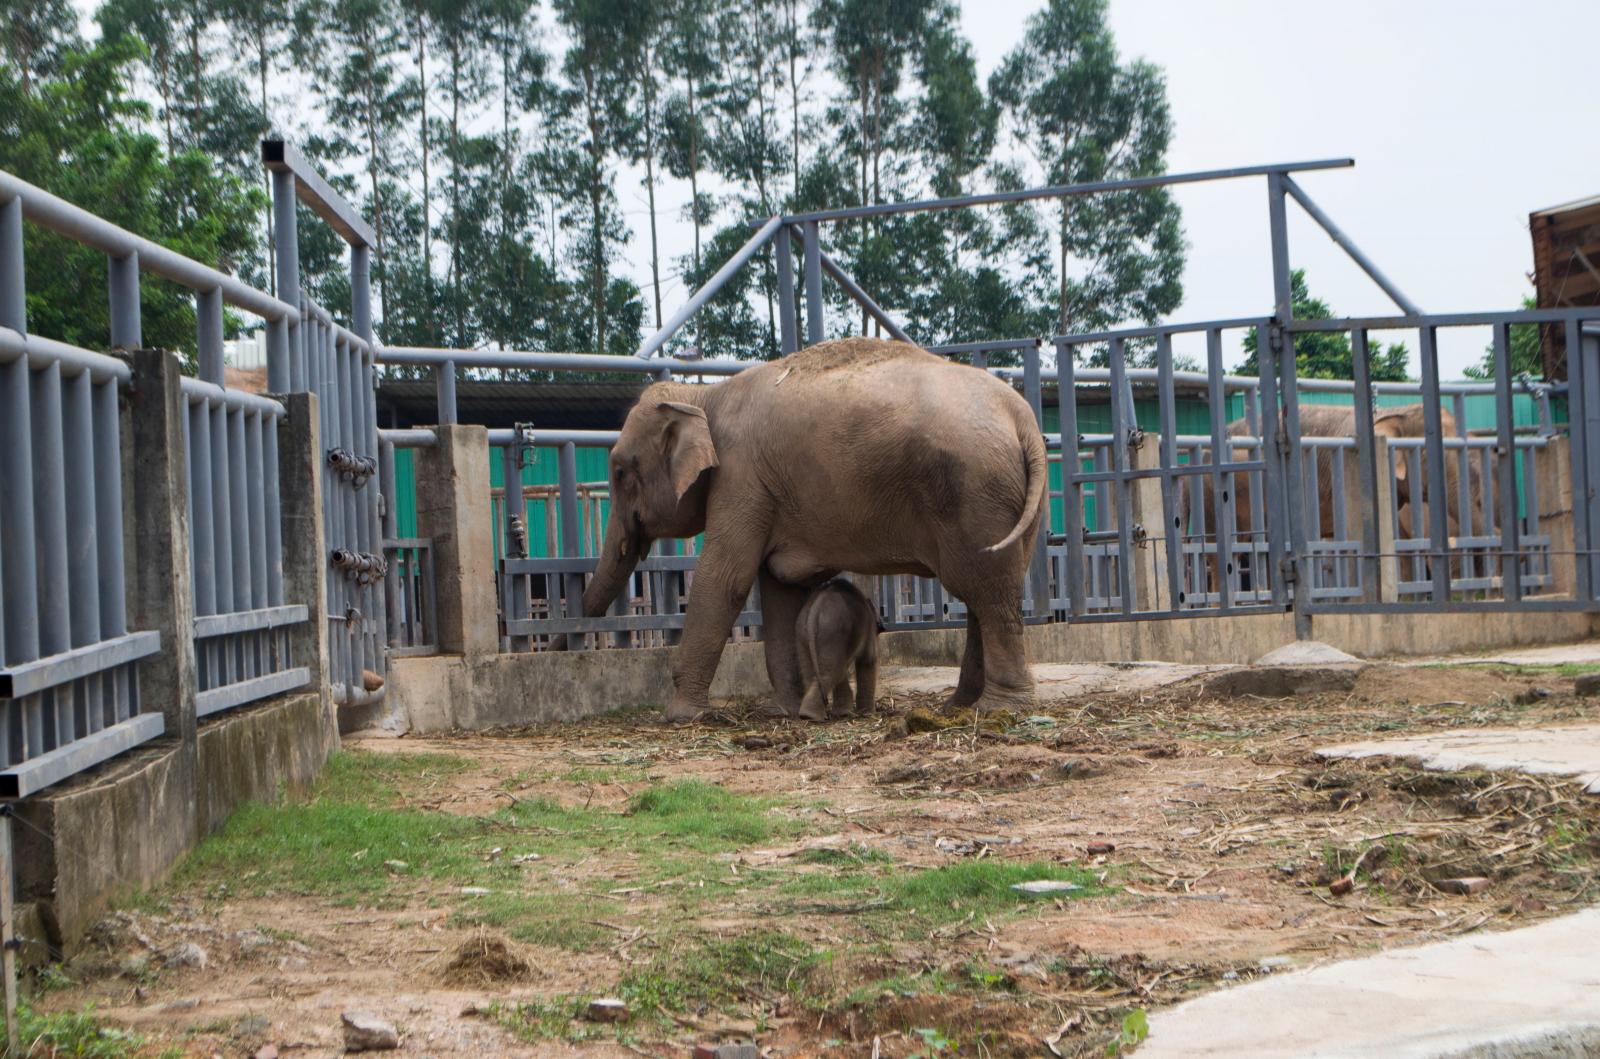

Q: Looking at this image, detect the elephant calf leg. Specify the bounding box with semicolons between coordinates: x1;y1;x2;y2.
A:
854;654;878;716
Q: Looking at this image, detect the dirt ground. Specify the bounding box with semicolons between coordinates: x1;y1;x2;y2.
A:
29;658;1600;1058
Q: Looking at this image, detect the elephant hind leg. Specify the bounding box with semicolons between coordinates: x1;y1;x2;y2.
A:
829;677;854;718
802;642;850;723
944;610;985;713
968;598;1035;713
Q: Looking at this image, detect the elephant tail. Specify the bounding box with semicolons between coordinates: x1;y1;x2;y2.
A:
984;425;1048;554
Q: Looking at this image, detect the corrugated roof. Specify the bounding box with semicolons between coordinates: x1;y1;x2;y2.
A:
1529;194;1600;379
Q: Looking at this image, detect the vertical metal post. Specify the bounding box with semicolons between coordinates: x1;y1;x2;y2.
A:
0;195;37;676
802;221;824;345
1568;319;1600;602
108;251;141;348
1416;326;1452;603
271;169;299;393
501;442;525;651
1106;338;1137;615
381;439;400;645
33;361;72;747
197;287;224;385
1023;340;1050;615
263;408;283;607
775;226;798;355
1155;332;1183;609
1059;340;1085;618
351;243;372;340
93;375;128;715
1260;175;1312;639
1492;323;1523;603
1262;172;1296;619
558;442;583;644
437;359;458;425
1205;329;1235;609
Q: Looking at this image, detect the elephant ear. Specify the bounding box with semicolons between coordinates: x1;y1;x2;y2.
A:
661;401;719;500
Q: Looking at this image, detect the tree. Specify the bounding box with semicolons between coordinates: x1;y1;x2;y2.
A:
661;0;716;280
1236;270;1410;381
1464;295;1541;380
2;0;81;94
990;0;1184;352
1;35;263;363
551;0;647;354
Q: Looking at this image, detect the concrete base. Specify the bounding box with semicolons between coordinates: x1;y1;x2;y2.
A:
391;641;774;733
387;611;1598;733
1319;724;1600;795
1139;908;1600;1058
14;691;336;956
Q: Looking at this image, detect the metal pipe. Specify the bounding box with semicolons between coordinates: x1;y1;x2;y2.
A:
1155;333;1183;609
774;225;797;355
0;197;36;670
229;406;252;611
33;360;72;745
1058;339;1085;619
263;409;283;607
0;328;132;384
197;286;225;385
379;345;752;377
636;215;783;359
802;221;824;343
108;252;141;349
178;375;286;417
1416;326;1453;602
1491;322;1522;603
1280;176;1421;316
774;158;1354;226
0;171;297;322
63;370;101;655
436;359;457;425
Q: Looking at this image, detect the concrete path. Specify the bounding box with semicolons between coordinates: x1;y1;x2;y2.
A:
884;661;1228;700
1398;642;1600;668
1318;724;1600;794
1138;908;1600;1058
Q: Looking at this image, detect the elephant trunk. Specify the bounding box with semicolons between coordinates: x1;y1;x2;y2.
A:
551;514;646;651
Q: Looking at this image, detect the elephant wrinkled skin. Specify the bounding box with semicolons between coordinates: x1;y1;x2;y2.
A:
572;337;1048;723
796;578;882;722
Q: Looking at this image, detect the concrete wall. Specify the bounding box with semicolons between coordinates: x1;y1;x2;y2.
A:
14;372;341;959
16;692;335;955
387;608;1596;731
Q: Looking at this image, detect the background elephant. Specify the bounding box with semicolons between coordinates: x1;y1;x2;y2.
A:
571;337;1048;722
1187;403;1485;594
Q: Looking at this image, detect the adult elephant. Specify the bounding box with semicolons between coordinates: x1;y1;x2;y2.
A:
570;337;1048;723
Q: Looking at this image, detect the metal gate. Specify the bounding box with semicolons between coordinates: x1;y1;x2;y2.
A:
262;141;387;706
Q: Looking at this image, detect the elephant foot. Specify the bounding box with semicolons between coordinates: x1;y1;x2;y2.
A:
968;687;1036;716
941;689;982;715
797;689;829;722
663;697;709;724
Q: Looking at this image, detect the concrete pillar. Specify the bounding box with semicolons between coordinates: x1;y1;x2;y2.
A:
276;391;336;747
1128;435;1169;612
126;349;199;748
1536;435;1574;598
414;425;497;660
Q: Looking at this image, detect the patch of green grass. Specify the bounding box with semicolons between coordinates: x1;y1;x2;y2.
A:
492;995;598;1043
450;891;610;950
621;930;823;1015
1427;661;1600;679
4;1003;158;1059
886;860;1110;927
795;843;894;867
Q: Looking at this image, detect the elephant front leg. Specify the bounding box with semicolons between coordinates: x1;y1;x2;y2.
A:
666;538;764;723
757;569;808;716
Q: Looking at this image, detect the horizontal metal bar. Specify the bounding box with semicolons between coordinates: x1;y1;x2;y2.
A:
1065;603;1289;624
385;537;433;550
1011;361;1555;397
486;428;621;448
260;140;377;248
1054;317;1270;346
1289;308;1600;331
0;169;296;322
195;666;311;717
928;338;1042;355
0;711;166;798
636;215;783;359
1069;460;1266;485
0;327;133;383
775;159;1355;226
505;610;761;636
0;630;162;698
300;296;372;357
388;644;439;659
193;604;309;639
332;682;388;708
503;554;700;575
376;346;751;376
378;428;438;448
179;375;287;418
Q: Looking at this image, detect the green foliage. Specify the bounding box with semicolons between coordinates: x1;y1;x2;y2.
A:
0;34;264;363
1236;270;1410;381
990;0;1185;355
4;1002;150;1059
621;930;821;1014
1464;295;1542;380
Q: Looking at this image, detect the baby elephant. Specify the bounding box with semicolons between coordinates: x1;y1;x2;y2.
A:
796;579;883;722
